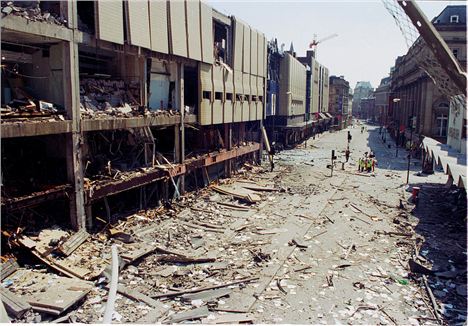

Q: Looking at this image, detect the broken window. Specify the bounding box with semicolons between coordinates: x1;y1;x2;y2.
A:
213;20;231;65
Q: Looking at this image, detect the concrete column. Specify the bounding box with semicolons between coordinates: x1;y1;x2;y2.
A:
174;62;185;193
62;22;86;229
224;123;232;177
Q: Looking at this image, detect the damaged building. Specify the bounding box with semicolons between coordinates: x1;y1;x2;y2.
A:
1;1;267;231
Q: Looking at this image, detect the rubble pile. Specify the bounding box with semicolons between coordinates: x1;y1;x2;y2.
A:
1;1;67;25
79;78;181;119
2;163;277;323
79;78;141;118
1;83;65;122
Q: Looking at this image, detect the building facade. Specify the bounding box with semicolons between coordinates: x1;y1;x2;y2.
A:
328;75;351;128
352;81;374;118
373;77;391;125
389;5;466;145
1;1;267;230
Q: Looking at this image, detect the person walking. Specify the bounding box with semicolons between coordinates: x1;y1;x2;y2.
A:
347;131;352;143
345;148;350;163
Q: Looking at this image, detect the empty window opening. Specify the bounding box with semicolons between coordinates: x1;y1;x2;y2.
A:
213;21;230;65
450;15;459;23
184;66;198;114
203;91;212;100
77;1;96;34
215;92;223;100
226;93;233;101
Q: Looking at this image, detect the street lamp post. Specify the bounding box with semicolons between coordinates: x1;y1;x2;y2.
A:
406;100;415;185
393;98;401;158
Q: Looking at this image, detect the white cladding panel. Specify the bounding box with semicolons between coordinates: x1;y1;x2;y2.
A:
257;77;264;120
186;0;202;61
127;1;151;49
257;32;265;77
249;75;257;121
242;73;250;121
96;2;124;44
169;1;188;57
200;1;213;64
250;29;258;76
242;24;251;74
199;63;213;125
212;65;224;124
149;0;169;54
223;69;234;123
279;53;306;116
232;18;244;71
233;70;243;122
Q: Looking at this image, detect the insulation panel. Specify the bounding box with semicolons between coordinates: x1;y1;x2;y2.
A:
96;2;124;44
186;0;202;61
169;0;188;57
149;0;169;54
200;1;213;64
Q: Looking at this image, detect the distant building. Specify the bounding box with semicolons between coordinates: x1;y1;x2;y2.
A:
352;81;374;118
297;50;331;126
329;75;351;128
389;5;466;145
360;96;376;120
374;77;391;124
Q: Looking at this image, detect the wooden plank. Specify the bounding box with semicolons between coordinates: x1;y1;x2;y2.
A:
1;259;19;280
181;288;232;302
0;287;31;318
212;185;261;203
120;242;156;262
116;285;166;310
136;308;167;324
58;229;90;256
165;306;209;323
179;220;224;233
151;277;259;299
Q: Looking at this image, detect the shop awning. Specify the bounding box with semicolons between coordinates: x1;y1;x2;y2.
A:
422;137;466;189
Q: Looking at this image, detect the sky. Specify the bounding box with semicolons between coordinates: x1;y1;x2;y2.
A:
207;0;459;90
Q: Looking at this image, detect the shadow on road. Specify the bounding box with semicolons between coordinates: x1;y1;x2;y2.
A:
409;182;467;323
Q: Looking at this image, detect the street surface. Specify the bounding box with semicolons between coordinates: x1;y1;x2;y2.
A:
10;124;465;324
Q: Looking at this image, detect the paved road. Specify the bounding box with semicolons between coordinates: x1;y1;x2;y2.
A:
66;122;455;324
246;123;448;324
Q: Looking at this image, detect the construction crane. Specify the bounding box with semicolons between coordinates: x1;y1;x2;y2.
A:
308;33;338;59
309;33;338;49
